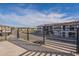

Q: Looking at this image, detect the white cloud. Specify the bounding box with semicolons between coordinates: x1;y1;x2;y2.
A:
0;7;77;28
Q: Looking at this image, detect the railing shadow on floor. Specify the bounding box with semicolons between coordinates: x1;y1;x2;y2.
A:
8;40;75;56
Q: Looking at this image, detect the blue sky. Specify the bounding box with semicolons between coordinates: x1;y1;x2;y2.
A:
0;3;79;27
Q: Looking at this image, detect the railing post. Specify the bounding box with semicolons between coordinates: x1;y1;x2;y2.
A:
11;27;13;34
27;28;29;41
42;26;46;44
76;28;79;54
4;27;7;40
1;26;2;36
17;28;20;38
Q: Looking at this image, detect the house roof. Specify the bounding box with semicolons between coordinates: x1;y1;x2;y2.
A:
37;20;79;27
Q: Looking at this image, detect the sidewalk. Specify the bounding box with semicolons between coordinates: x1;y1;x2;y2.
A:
0;41;26;56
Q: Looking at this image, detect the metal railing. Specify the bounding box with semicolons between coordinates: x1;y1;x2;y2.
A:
0;26;78;54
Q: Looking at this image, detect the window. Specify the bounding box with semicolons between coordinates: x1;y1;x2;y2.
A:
68;32;75;38
63;26;66;31
49;26;53;34
70;25;74;31
62;32;65;38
